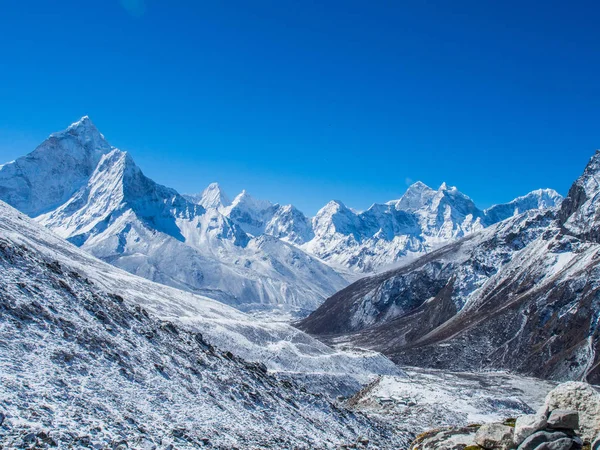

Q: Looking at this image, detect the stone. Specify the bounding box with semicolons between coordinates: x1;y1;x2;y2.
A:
535;438;577;450
547;410;579;431
514;414;547;445
542;382;600;441
475;423;515;449
517;431;570;450
410;426;478;450
22;432;36;444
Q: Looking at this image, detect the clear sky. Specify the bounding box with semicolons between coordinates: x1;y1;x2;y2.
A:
0;1;598;215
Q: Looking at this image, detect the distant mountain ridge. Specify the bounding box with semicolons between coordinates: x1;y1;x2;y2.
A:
187;178;562;273
0;116;562;315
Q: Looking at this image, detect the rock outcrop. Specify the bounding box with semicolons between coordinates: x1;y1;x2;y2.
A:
410;382;599;450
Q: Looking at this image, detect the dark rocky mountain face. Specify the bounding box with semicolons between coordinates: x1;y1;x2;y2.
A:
298;150;600;384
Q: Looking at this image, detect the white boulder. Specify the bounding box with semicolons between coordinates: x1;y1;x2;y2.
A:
542;381;600;441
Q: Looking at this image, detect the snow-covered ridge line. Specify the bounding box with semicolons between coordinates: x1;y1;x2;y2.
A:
187;177;562;274
0;116;347;315
0;116;563;317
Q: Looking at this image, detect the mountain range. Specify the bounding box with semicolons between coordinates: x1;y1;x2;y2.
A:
299;150;600;384
0;116;594;448
0;116;562;316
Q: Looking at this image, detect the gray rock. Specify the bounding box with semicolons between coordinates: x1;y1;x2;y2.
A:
514;414;548;445
22;432;36;444
542;382;600;442
547;410;579;431
517;431;570;450
410;426;478;450
535;438;577;450
475;423;515;449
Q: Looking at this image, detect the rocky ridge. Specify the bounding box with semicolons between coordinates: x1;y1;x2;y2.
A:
298;150;600;383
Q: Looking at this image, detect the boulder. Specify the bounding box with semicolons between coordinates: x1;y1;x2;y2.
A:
517;431;570;450
547;410;579;431
542;382;600;441
475;423;515;449
535;438;579;450
514;414;547;445
410;426;479;450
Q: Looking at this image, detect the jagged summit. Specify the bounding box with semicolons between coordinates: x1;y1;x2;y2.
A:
389;181;436;211
66;115;95;131
486;188;563;224
230;189;273;211
0;117;114;216
55;115;109;148
185;182;231;209
560;149;600;242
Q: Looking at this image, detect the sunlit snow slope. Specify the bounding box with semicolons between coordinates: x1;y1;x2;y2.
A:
0;200;409;449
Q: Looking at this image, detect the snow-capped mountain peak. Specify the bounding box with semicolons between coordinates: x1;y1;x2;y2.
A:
389;181;436;211
559;149;600;242
57;115;111;152
485;188;563;224
185;182;231;210
0;116;114;216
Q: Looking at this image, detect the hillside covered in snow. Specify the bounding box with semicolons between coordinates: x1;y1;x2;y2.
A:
299;150;600;384
0;198;414;448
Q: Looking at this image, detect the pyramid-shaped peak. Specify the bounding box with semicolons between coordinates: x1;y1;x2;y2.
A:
231;189;272;211
66;115;102;136
199;182;231;209
407;181;433;191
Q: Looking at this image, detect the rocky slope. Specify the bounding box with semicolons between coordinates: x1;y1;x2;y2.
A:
299;150;600;384
0;200;412;449
0;117;347;316
0;199;401;397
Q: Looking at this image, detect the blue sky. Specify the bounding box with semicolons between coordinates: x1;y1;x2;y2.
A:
0;1;598;214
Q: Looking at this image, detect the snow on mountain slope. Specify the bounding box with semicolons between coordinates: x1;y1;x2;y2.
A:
298;183;561;273
0;117;347;316
0;201;410;449
0;200;400;396
0;116;113;217
221;189;314;244
184;182;231;209
299;209;556;334
560;149;600;242
347;368;555;435
298;150;600;384
485;188;563;224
